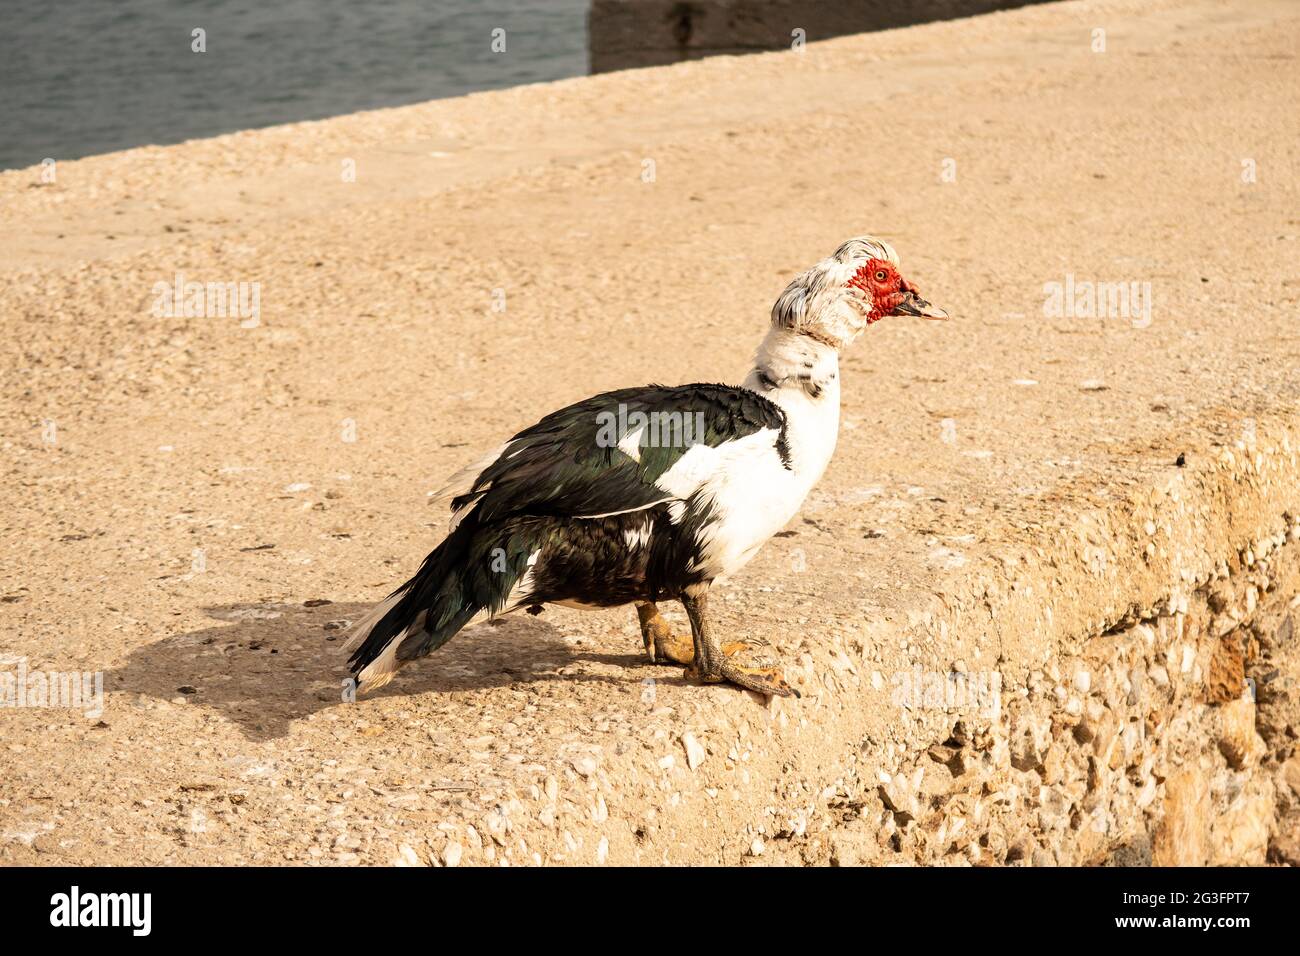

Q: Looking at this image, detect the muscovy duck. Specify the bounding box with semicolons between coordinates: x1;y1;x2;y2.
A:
346;236;946;698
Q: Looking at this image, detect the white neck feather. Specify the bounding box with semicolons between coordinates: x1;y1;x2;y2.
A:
741;327;842;482
742;327;840;398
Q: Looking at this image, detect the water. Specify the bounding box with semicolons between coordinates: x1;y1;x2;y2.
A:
0;0;590;171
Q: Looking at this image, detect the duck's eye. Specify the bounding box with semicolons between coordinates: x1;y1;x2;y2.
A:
874;270;888;282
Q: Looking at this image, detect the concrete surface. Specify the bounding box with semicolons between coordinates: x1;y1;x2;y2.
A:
1;0;1298;865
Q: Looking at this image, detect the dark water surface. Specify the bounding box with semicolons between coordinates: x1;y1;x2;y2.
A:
0;0;589;171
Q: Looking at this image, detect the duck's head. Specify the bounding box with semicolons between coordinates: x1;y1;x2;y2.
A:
771;235;947;349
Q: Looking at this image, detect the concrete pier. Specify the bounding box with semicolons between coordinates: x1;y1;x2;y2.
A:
1;0;1297;866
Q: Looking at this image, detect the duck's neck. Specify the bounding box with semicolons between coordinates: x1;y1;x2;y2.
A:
743;327;841;401
742;327;842;480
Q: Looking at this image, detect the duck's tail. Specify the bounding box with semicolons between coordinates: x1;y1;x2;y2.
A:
343;517;542;691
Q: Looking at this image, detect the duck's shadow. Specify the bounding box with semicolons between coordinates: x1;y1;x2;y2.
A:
106;601;651;741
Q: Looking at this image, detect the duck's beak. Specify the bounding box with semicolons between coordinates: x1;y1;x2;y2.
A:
889;277;948;320
891;290;949;320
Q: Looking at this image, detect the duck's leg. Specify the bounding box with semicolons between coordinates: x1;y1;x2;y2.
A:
636;601;693;664
635;600;778;671
678;585;797;698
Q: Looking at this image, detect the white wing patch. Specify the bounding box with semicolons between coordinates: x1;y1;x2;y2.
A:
653;442;720;498
576;429;779;524
654;429;781;500
618;424;645;463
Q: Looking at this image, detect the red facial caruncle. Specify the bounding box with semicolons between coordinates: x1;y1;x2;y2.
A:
847;258;948;323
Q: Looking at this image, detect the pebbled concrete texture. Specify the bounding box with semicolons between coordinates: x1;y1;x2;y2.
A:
1;0;1297;865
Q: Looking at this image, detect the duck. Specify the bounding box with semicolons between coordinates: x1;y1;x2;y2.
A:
345;236;947;698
